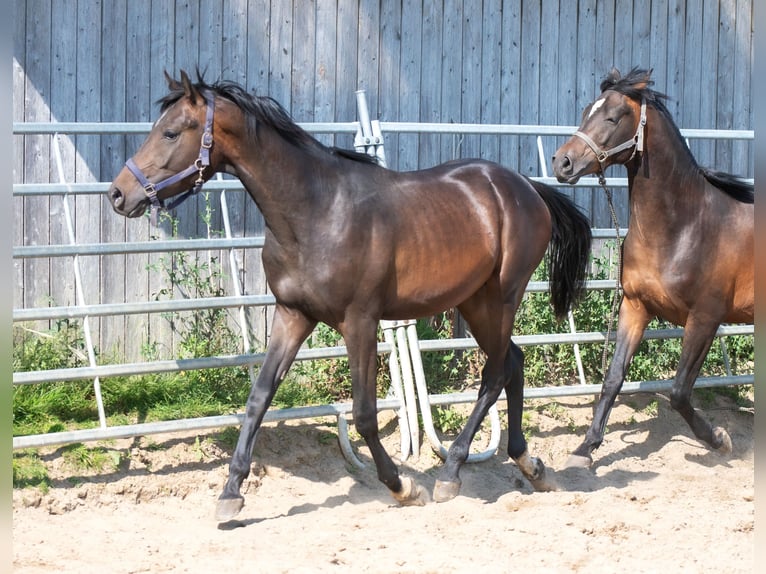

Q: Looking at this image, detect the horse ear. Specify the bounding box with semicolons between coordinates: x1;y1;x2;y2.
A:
165;70;182;91
179;69;199;104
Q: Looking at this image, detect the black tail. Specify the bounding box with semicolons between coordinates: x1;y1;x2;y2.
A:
527;178;592;320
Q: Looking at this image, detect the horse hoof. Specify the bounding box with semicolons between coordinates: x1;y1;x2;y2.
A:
433;479;462;503
713;426;733;454
528;466;559;493
391;476;428;507
564;453;593;469
215;496;245;522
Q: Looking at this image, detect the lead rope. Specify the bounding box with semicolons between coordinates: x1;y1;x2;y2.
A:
598;172;623;376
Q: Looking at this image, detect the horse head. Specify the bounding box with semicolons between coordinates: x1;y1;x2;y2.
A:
552;68;651;184
108;70;216;218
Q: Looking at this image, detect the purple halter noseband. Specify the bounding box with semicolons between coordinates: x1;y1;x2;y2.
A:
125;90;215;220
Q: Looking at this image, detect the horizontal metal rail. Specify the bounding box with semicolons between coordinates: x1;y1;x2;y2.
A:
13;121;754;140
13;324;752;386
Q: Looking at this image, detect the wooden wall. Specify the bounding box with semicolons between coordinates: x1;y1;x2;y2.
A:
13;0;754;361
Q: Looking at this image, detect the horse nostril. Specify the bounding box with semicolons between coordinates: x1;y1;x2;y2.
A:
560;155;572;171
110;186;124;207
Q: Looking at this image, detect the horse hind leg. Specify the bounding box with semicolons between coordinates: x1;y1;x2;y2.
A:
669;321;732;454
504;342;558;492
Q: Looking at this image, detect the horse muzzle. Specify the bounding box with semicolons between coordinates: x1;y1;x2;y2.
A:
108;182;150;218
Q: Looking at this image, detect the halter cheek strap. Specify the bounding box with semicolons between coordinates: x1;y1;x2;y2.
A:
124;90;215;222
573;98;647;183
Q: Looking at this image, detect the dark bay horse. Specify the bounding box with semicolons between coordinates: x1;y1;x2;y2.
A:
552;68;753;467
109;71;591;521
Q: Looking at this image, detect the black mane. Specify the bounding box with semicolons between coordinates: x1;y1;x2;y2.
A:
600;67;753;204
158;72;379;166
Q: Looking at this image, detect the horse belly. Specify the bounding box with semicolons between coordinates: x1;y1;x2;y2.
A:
383;240;497;319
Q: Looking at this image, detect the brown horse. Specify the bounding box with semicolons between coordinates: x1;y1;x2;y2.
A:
552;68;753;467
109;71;591;521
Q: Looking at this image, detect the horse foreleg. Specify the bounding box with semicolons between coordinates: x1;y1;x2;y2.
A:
344;317;427;507
670;319;732;453
567;299;650;468
215;306;316;522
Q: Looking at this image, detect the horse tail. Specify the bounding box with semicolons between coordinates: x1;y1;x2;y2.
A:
527;178;592;320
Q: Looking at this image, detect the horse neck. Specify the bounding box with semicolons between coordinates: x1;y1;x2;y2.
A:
626;106;703;236
222;122;322;241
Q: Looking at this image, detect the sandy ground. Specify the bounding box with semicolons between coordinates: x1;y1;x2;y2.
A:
13;391;753;573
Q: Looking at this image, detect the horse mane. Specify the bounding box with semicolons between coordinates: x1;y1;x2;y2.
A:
601;67;753;204
158;72;379;166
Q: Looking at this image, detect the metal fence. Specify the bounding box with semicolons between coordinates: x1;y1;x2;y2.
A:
12;101;754;462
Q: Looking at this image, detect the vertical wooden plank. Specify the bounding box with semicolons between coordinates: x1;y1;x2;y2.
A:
121;0;154;361
269;0;293;106
73;0;103;346
335;0;358;149
357;0;380;102
715;0;736;172
592;1;624;226
99;0;128;358
398;0;422;171
246;0;271;94
649;0;669;89
48;0;77;319
518;0;540;175
613;0;633;71
461;2;483;160
202;0;226;81
537;0;559;180
594;0;616;78
292;0;316;121
12;1;27;318
499;0;521;170
315;0;338;147
244;0;271;346
148;0;177;354
665;0;686;123
378;0;401;167
731;0;753;177
696;0;719;167
479;0;502;162
574;0;597;222
439;0;461;163
22;0;52;320
418;0;442;169
682;0;703;139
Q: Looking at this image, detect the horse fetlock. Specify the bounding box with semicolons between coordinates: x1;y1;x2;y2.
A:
215;495;245;522
391;476;428;507
712;426;733;454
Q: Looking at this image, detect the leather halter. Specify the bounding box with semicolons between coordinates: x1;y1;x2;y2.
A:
572;97;647;183
125;90;215;219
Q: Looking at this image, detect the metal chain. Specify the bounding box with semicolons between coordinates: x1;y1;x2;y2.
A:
599;174;623;376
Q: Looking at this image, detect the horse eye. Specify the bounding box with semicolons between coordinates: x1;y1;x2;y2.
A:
605;117;618;125
163;130;179;141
